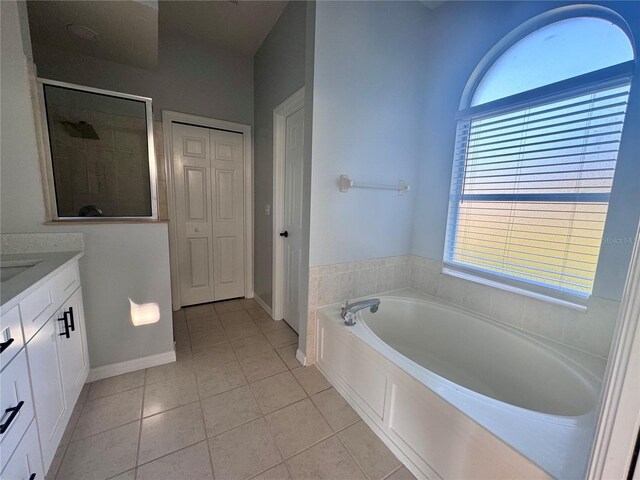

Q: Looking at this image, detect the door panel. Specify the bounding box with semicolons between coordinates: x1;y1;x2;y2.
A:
210;129;245;300
173;124;215;306
283;107;305;332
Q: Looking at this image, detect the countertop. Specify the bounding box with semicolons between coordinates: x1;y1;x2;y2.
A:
1;250;84;310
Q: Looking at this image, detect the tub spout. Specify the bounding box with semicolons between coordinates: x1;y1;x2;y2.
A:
341;298;380;326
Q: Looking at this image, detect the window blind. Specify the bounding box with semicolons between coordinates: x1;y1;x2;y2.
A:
444;81;631;302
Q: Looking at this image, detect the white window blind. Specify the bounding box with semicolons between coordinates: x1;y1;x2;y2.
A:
444;81;631;303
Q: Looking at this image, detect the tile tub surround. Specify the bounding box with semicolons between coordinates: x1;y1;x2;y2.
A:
1;232;84;253
47;299;413;480
306;256;412;365
409;255;620;360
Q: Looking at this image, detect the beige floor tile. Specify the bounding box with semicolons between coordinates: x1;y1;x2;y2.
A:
214;299;245;315
254;316;290;332
286;436;366;480
196;361;247;399
88;370;146;401
240;298;259;309
138;402;206;465
192;342;237;371
385;466;417;480
264;327;298;348
145;350;194;385
108;470;135;480
265;398;332;458
184;303;216;319
232;333;274;359
136;441;213;480
276;345;302;370
209;417;282;480
251;463;291;480
239;350;287;382
311;387;360;431
77;382;91;406
338;421;401;480
246;306;271;321
251;371;307;415
60;397;84;446
56;421;139;480
291;366;331;396
143;373;199;417
72;387;143;441
219;309;254;326
187;316;223;335
225;321;262;340
201;385;261;437
190;326;228;352
46;442;66;480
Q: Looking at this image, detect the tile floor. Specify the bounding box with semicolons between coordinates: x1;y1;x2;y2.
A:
47;298;415;480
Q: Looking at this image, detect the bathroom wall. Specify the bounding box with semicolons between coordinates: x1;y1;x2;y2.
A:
1;0;173;370
31;29;253;125
253;1;308;308
410;0;640;303
308;0;430;267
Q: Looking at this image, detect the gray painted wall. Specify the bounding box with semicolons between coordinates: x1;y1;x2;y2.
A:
409;0;640;301
309;1;430;266
253;1;308;308
32;29;253;124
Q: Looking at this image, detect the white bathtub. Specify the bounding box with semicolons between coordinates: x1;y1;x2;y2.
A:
315;290;601;480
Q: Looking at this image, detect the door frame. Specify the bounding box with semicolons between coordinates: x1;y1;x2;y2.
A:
272;87;305;321
162;110;254;309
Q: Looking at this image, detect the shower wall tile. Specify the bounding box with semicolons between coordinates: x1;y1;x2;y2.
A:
408;254;620;359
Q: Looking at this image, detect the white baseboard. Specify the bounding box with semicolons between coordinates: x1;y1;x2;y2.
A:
296;348;307;367
253;294;273;316
87;350;176;382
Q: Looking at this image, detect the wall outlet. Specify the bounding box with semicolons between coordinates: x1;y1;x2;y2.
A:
264;204;271;216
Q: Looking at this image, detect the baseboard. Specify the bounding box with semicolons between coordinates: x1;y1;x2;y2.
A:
296;348;307;366
87;350;176;382
253;294;273;316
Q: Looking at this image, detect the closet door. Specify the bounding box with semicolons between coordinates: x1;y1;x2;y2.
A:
210;129;245;300
172;123;215;305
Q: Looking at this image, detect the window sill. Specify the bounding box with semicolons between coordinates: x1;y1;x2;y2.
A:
442;267;588;312
44;219;169;225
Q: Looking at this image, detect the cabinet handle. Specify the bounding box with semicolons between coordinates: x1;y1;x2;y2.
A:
58;315;70;339
29;474;36;480
65;307;75;332
0;400;24;434
0;337;14;354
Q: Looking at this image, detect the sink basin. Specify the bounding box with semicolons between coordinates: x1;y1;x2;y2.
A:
0;259;41;282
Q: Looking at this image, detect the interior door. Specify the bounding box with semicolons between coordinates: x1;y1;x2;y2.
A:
172;122;245;306
282;106;305;332
210;129;245;300
173;123;215;306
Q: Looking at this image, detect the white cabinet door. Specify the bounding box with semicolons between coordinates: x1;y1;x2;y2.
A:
26;316;65;470
0;421;44;480
55;288;88;405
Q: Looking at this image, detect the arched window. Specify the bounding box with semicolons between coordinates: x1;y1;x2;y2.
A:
444;6;635;306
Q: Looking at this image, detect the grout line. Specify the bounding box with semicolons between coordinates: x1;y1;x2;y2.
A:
335;429;372;480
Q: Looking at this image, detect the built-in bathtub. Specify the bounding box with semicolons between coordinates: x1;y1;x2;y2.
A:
315;289;602;479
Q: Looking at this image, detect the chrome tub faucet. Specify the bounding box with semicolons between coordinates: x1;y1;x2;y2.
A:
341;298;380;326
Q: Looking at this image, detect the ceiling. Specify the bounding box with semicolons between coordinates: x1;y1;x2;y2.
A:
27;1;159;70
159;1;288;56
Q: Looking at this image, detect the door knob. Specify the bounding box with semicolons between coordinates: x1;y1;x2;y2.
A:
280;231;289;238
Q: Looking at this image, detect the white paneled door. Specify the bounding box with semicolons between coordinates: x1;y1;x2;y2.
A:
282;106;305;332
172;123;245;306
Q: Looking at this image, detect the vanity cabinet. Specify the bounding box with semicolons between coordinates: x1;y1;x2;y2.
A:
0;256;88;478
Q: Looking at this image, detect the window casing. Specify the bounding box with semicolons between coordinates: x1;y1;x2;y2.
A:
444;15;635;307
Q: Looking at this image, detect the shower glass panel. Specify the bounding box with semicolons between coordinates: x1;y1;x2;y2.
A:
42;82;155;219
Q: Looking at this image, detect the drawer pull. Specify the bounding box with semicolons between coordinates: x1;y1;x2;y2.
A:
65;307;75;332
58;315;70;339
0;337;14;354
0;400;24;434
29;474;36;480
